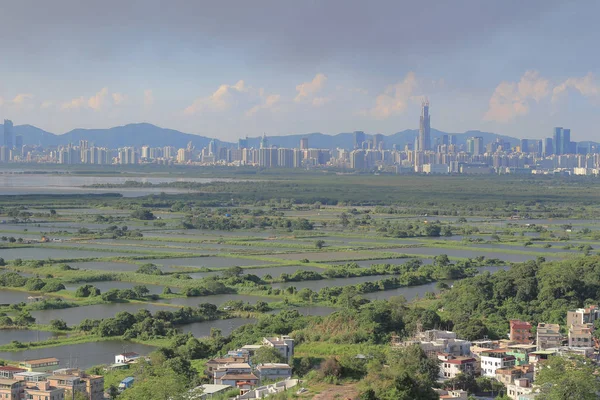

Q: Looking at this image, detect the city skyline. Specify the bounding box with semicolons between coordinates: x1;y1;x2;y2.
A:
1;1;600;141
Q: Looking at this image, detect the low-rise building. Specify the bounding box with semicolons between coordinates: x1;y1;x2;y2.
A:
48;368;104;400
206;356;248;375
566;305;600;326
437;354;477;380
262;336;295;362
115;352;140;364
0;366;26;379
510;320;533;344
256;363;292;382
480;350;516;377
506;344;537;366
17;358;60;372
399;330;471;359
236;379;299;400
567;324;593;348
216;373;259;388
506;378;535;400
536;323;561;350
433;389;469;399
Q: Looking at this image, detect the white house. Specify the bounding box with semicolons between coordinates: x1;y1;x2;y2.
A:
256;363;292;382
114;352;140;364
480;350;516;377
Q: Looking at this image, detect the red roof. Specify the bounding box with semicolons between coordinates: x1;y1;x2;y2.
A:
446;358;476;365
0;366;26;372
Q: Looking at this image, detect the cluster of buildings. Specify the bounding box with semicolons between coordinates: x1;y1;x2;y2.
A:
199;335;296;399
394;305;600;400
2;113;600;175
0;358;103;400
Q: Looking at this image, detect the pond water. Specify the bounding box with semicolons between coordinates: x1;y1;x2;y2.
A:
388;247;563;262
0;329;67;345
31;303;177;326
0;288;38;304
67;261;142;272
0;340;156;370
275;252;379;262
151;257;275;268
243;265;326;278
0;247;135;261
180;318;257;338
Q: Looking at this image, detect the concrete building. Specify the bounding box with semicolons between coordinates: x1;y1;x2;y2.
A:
506;378;534;400
480;350;516;377
48;368;104;400
115;352;141;364
437;354;477;379
255;363;292;382
568;324;593;348
566;306;600;326
418;101;431;152
509;320;533;344
536;323;562;350
17;358;60;373
236;379;299;400
262;336;295;362
433;389;468;399
398;330;471;359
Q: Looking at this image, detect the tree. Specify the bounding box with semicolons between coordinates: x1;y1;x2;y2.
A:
131;209;155;220
50;319;68;330
107;385;119;400
251;346;286;365
133;285;150;298
535;356;600;400
136;264;163;275
315;239;325;249
221;266;243;278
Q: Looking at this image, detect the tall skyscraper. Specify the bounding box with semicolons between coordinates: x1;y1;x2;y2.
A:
562;128;571;154
553;127;572;155
238;136;248;150
260;134;268;149
353;131;365;149
418;101;431;151
300;137;309;150
520;139;529;153
373;134;384;150
3;119;13;149
543;138;554;156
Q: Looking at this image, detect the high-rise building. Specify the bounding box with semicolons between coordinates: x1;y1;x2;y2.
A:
553;127;573;155
442;135;449;146
542;138;554;156
3;119;13;149
238;136;248;150
466;137;484;155
373;133;384;150
260;134;268;149
520;139;529;153
350;150;365;170
208;139;218;156
562;128;571;154
354;131;365;149
300;137;309;150
418;101;431;151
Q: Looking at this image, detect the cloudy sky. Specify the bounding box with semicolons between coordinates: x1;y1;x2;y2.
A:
1;0;599;141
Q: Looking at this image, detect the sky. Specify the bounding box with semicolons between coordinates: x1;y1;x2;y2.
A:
1;0;600;141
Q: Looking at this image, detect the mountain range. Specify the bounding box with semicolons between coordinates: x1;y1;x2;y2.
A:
0;122;530;150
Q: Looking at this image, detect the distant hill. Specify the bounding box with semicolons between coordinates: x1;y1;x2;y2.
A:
0;121;564;150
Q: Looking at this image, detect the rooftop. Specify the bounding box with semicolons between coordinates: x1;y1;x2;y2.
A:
21;358;59;365
197;384;231;395
0;366;26;372
257;363;292;369
219;373;258;381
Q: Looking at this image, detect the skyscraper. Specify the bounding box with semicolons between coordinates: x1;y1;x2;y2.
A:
553;127;572;155
238;136;248;150
353;131;365;149
543;138;554;156
3;119;13;149
260;134;268;149
418;101;431;151
373;134;384;150
300;137;309;150
520;139;529;153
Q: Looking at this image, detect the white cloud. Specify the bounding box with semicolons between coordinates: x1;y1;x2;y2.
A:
364;72;419;119
41;101;54;109
144;89;154;106
88;87;108;110
245;94;281;116
184;80;248;115
12;93;34;105
112;92;126;105
484;70;549;123
552;73;600;103
61;96;86;110
295;73;327;102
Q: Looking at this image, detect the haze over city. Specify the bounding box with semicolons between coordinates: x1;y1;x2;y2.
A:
2;0;600;141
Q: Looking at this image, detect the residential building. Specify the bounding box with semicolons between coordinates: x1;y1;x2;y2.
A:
433;389;468;399
215;373;258;388
509;320;533;344
506;344;537;366
3;119;13;149
115;352;141;364
48;368;104;400
506;378;534;400
566;306;600;326
399;330;471;359
536;323;561;350
480;350;516;377
18;358;60;372
0;366;26;379
256;363;292;382
437;354;476;379
568;323;593;347
262;336;294;362
236;379;299;400
205;356;248;375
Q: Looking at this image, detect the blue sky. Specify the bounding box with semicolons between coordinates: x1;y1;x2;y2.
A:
1;0;600;141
